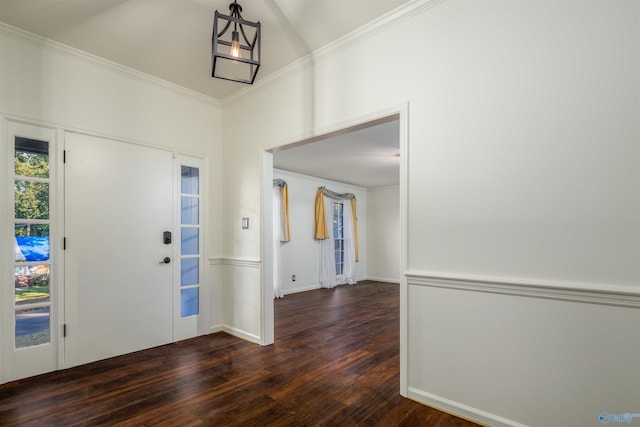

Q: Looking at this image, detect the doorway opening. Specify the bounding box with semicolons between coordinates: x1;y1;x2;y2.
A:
262;107;407;349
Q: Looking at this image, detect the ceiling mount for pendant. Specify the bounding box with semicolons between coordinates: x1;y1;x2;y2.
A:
212;0;261;85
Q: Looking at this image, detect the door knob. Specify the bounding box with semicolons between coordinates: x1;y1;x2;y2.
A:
159;257;171;264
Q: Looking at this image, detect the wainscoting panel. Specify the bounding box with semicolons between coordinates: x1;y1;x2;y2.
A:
218;258;262;344
405;273;640;427
208;258;224;333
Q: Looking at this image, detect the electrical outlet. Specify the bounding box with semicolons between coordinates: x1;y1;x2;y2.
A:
292;275;296;281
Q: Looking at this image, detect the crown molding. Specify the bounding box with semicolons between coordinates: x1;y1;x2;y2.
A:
274;168;368;192
222;0;447;105
1;0;446;108
0;21;222;108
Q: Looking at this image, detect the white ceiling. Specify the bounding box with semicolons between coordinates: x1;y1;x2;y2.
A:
0;0;409;100
0;0;407;187
274;118;400;188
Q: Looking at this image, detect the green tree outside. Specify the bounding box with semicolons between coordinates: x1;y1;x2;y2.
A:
14;150;49;236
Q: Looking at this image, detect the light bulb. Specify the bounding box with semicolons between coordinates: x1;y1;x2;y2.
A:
230;31;240;58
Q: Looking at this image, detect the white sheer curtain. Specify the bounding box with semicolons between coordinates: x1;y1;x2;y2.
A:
341;200;357;285
273;185;284;298
319;194;357;288
319;199;337;288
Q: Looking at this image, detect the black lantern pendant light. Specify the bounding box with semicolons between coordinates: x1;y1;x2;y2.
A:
212;1;261;84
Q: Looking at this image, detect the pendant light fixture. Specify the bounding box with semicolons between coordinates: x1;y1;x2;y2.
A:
212;0;261;84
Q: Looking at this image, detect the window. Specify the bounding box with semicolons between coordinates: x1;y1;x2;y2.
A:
13;137;52;348
333;202;344;276
180;165;200;317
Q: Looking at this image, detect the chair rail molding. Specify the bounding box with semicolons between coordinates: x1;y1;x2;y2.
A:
209;257;261;269
406;271;640;309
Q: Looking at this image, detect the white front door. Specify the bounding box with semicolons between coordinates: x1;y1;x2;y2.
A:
64;132;174;368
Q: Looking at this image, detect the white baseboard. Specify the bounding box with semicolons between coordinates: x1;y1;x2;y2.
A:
283;284;321;295
282;280;398;295
367;277;400;284
407;387;527;427
220;324;261;344
209;324;224;334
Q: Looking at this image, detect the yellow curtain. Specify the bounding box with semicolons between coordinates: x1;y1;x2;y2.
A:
350;197;359;262
281;184;291;241
314;188;329;239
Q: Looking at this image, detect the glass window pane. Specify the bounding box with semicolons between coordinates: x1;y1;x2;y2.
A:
15;225;49;261
181;258;199;286
333;203;343;238
181;196;199;225
15;137;49;178
15;307;50;348
181;166;199;195
181;228;199;256
15;265;50;305
15;181;49;219
181;288;199;317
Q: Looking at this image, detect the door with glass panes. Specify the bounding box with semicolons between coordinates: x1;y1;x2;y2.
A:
64;134;204;368
5;122;58;382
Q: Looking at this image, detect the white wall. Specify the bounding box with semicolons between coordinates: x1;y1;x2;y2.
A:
274;169;368;294
221;1;640;426
0;23;224;381
367;185;400;283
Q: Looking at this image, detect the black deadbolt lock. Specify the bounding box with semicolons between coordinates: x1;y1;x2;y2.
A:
163;231;172;244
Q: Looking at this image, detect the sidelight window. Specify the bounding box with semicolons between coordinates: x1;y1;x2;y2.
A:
180;165;200;317
13;137;52;348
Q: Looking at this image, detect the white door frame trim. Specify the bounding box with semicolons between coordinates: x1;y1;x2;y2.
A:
260;102;410;395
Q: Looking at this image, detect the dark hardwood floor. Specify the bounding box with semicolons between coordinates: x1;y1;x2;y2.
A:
0;281;480;426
